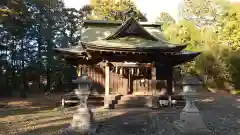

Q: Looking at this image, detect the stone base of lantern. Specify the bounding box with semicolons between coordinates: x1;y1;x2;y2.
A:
173;111;212;135
146;96;159;109
63;107;97;135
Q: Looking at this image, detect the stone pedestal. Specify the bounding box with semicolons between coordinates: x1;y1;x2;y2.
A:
146;96;158;108
64;107;97;135
174;112;212;135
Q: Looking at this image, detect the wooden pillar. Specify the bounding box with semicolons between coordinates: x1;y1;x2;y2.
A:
166;66;173;96
77;64;82;77
147;65;158;108
151;66;157;95
128;69;131;94
166;66;173;106
104;62;110;108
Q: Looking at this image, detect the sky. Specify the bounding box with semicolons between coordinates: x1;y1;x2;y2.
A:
63;0;240;22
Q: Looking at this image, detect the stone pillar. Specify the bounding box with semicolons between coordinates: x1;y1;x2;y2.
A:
104;62;110;108
173;75;212;135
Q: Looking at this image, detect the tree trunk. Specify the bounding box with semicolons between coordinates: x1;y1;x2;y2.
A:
20;38;27;98
46;19;53;92
37;36;43;91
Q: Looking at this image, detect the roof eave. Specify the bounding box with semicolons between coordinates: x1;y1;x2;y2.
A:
172;51;201;66
81;42;187;53
53;48;85;56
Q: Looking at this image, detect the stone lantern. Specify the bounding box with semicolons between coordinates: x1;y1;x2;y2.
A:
174;75;212;135
64;73;97;135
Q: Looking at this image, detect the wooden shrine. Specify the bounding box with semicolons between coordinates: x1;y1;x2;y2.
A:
54;14;200;108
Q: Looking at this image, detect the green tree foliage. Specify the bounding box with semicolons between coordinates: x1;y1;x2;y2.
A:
163;20;201;50
0;0;84;97
178;0;227;27
155;12;175;30
218;3;240;50
161;0;240;90
89;0;147;21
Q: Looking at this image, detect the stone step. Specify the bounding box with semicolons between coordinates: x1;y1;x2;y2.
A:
108;95;149;109
158;95;184;100
120;95;148;100
113;103;146;108
116;96;147;104
109;95;186;109
118;95;184;101
110;100;146;107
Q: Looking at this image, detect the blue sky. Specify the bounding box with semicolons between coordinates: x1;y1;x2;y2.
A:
63;0;239;22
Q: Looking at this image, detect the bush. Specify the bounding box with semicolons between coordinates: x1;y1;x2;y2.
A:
225;51;240;89
179;46;234;90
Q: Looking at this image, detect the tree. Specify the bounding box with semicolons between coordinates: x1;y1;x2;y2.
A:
155;12;175;30
218;3;240;50
178;0;227;27
0;0;84;97
89;0;147;21
55;8;84;48
163;20;201;50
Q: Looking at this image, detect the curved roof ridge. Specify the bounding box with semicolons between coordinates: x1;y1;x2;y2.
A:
104;17;159;41
83;20;161;27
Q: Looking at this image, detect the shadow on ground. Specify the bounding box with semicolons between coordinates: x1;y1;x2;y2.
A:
0;106;58;118
0;93;63;117
2;92;240;135
23;123;69;135
21;110;180;135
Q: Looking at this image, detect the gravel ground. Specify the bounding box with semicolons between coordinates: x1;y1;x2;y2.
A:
95;94;240;135
1;92;239;135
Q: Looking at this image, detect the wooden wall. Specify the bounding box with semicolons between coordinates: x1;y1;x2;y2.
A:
87;65;171;95
87;65;128;95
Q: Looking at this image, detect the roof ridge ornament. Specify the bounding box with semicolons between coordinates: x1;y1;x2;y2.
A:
123;6;137;21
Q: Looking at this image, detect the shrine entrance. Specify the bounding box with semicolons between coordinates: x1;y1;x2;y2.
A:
108;62;154;96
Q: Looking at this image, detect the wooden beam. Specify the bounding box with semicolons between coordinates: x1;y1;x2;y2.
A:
111;62;155;68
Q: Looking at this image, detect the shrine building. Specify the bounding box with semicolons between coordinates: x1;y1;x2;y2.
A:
54;16;200;108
